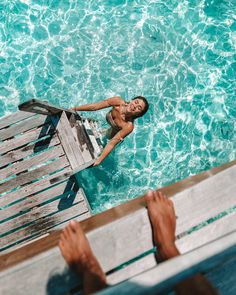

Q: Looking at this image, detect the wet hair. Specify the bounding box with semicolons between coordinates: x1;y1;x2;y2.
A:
131;96;149;119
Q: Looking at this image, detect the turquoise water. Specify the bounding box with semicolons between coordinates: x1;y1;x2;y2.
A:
0;0;235;213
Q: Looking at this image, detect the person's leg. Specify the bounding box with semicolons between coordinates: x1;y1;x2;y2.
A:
145;190;179;261
59;220;107;295
145;190;218;295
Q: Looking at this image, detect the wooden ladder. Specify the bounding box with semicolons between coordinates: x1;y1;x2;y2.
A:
0;99;103;253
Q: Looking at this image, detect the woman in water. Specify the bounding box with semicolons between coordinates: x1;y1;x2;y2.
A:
71;96;149;166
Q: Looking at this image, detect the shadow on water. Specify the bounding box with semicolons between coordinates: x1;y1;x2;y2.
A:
57;176;78;210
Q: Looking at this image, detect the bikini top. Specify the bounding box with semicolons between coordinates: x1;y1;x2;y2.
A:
106;110;121;131
105;101;129;129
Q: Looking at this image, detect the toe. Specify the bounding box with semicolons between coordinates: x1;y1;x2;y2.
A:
145;190;154;204
156;191;163;201
69;220;78;233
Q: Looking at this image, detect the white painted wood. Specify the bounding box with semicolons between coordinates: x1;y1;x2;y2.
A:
86;162;236;272
0;247;77;295
0;145;64;180
1;225;236;295
97;230;236;295
0;166;72;207
0;123;55;155
0;155;70;194
172;164;236;234
107;254;157;285
176;210;236;253
0;111;35;130
106;210;236;285
0;133;60;168
0;115;47;141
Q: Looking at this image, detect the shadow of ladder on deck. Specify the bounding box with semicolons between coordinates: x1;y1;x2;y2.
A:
0;99;103;253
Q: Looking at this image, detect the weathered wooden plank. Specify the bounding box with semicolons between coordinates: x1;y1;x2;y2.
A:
1;199;89;252
19;99;78;117
106;210;236;285
76;119;95;158
1;223;236;295
97;230;236;295
71;124;93;163
0;133;60;168
0;179;76;221
107;253;157;285
0;155;69;194
0;161;235;274
0;189;86;237
0;115;48;141
5;211;91;254
86;162;236;273
176;210;236;253
83;119;101;156
0;247;77;295
0;111;35;130
0;123;55;155
0;166;72;208
173;164;236;233
52;112;84;169
0;145;64;180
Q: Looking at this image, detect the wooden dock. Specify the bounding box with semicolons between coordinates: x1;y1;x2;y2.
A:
0;100;103;253
0;160;235;294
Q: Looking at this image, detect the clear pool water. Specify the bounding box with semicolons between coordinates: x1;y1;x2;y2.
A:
0;0;235;213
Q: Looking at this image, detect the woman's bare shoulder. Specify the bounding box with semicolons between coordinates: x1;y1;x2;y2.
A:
106;96;125;105
123;121;134;132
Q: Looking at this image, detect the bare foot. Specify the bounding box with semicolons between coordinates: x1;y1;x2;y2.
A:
145;190;180;260
59;220;107;295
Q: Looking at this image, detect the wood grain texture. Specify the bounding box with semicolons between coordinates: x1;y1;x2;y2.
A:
52;112;84;169
1;200;89;252
0;115;48;141
0;133;59;168
0;161;235;293
0;166;72;207
71;124;93;163
0;179;75;221
0;155;69;194
83;119;100;156
0;161;235;270
0;189;84;236
0;145;64;180
85;164;236;273
97;230;236;295
106;210;236;285
0;123;55;155
0;111;35;130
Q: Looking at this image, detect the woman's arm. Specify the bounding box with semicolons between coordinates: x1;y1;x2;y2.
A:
93;123;134;166
71;96;124;111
